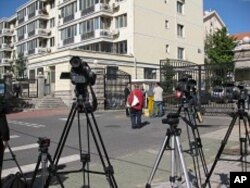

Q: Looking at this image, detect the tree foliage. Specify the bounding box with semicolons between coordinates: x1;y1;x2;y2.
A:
205;27;237;86
15;53;27;78
161;59;175;94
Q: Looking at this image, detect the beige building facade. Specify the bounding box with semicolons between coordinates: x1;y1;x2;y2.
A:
0;0;204;102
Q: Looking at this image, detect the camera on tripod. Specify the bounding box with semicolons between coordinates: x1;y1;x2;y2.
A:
60;56;97;96
175;74;197;98
38;137;50;151
162;113;179;127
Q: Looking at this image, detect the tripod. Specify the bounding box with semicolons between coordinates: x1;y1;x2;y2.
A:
146;113;192;188
177;95;211;188
203;99;250;187
45;87;117;188
4;143;26;184
29;138;63;188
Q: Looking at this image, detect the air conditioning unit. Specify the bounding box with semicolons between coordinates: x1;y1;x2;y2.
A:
47;30;51;35
112;2;119;10
111;29;120;36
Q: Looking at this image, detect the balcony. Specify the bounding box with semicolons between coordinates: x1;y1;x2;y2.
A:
37;47;50;53
36;28;51;37
81;6;95;16
28;12;36;19
0;43;12;51
81;31;95;40
0;28;13;36
0;58;11;64
28;49;35;55
18;35;25;41
18;18;25;25
63;14;74;24
63;37;74;45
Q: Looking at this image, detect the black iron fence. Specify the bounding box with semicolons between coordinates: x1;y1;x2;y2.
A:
160;59;236;115
14;78;38;98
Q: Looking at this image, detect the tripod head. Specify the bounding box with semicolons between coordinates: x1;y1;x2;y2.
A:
38;137;50;153
162;113;179;128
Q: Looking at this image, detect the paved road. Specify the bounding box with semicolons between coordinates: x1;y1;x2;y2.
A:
3;108;249;187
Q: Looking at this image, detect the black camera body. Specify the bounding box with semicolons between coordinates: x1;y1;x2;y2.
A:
38;137;50;151
162;113;179;127
175;74;197;97
60;56;97;95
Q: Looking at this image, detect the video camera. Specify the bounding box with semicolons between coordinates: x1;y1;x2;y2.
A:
60;56;97;96
175;74;197;98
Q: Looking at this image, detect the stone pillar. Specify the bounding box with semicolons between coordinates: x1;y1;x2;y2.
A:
3;72;13;99
37;73;45;98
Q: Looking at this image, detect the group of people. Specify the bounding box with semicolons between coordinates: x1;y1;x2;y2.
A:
124;82;164;129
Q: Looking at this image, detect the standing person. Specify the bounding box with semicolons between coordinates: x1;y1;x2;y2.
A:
153;82;164;117
124;82;131;117
0;102;10;186
127;84;144;129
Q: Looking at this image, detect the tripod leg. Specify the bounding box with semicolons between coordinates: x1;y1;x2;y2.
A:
45;154;64;188
170;136;175;187
6;143;27;183
29;154;41;188
45;103;78;187
145;134;171;188
175;136;192;188
87;111;118;188
203;114;238;188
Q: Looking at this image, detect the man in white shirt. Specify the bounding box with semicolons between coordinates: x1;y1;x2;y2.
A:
153;82;164;117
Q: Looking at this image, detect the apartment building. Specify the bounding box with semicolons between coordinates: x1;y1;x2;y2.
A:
203;10;226;39
0;0;204;99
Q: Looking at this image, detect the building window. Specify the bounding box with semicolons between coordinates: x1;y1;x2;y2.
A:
17;9;26;24
177;24;184;37
27;39;37;54
114;40;127;54
50;1;55;9
61;2;77;22
61;25;77;45
27;21;36;36
144;68;156;79
50;18;55;28
165;20;169;29
115;14;127;28
177;47;184;60
28;3;36;18
50;37;55;47
177;1;184;14
29;69;35;79
17;43;26;55
17;26;26;41
166;44;169;53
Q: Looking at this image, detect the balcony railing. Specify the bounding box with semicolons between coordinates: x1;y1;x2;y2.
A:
81;31;95;40
0;43;11;49
37;28;51;36
38;9;49;15
63;37;74;45
0;28;13;35
81;6;95;16
63;14;74;24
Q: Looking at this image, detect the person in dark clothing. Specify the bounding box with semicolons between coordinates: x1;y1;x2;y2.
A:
127;84;144;129
124;82;131;117
0;102;10;185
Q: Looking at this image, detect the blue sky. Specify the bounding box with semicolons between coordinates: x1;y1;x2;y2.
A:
0;0;249;34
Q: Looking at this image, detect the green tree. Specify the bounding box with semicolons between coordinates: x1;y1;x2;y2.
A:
205;27;237;86
161;59;175;94
15;53;27;78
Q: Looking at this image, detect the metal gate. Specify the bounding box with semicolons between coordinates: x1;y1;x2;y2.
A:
104;70;131;110
160;59;236;115
15;78;38;98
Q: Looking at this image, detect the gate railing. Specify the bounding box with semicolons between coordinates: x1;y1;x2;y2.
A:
160;59;235;115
